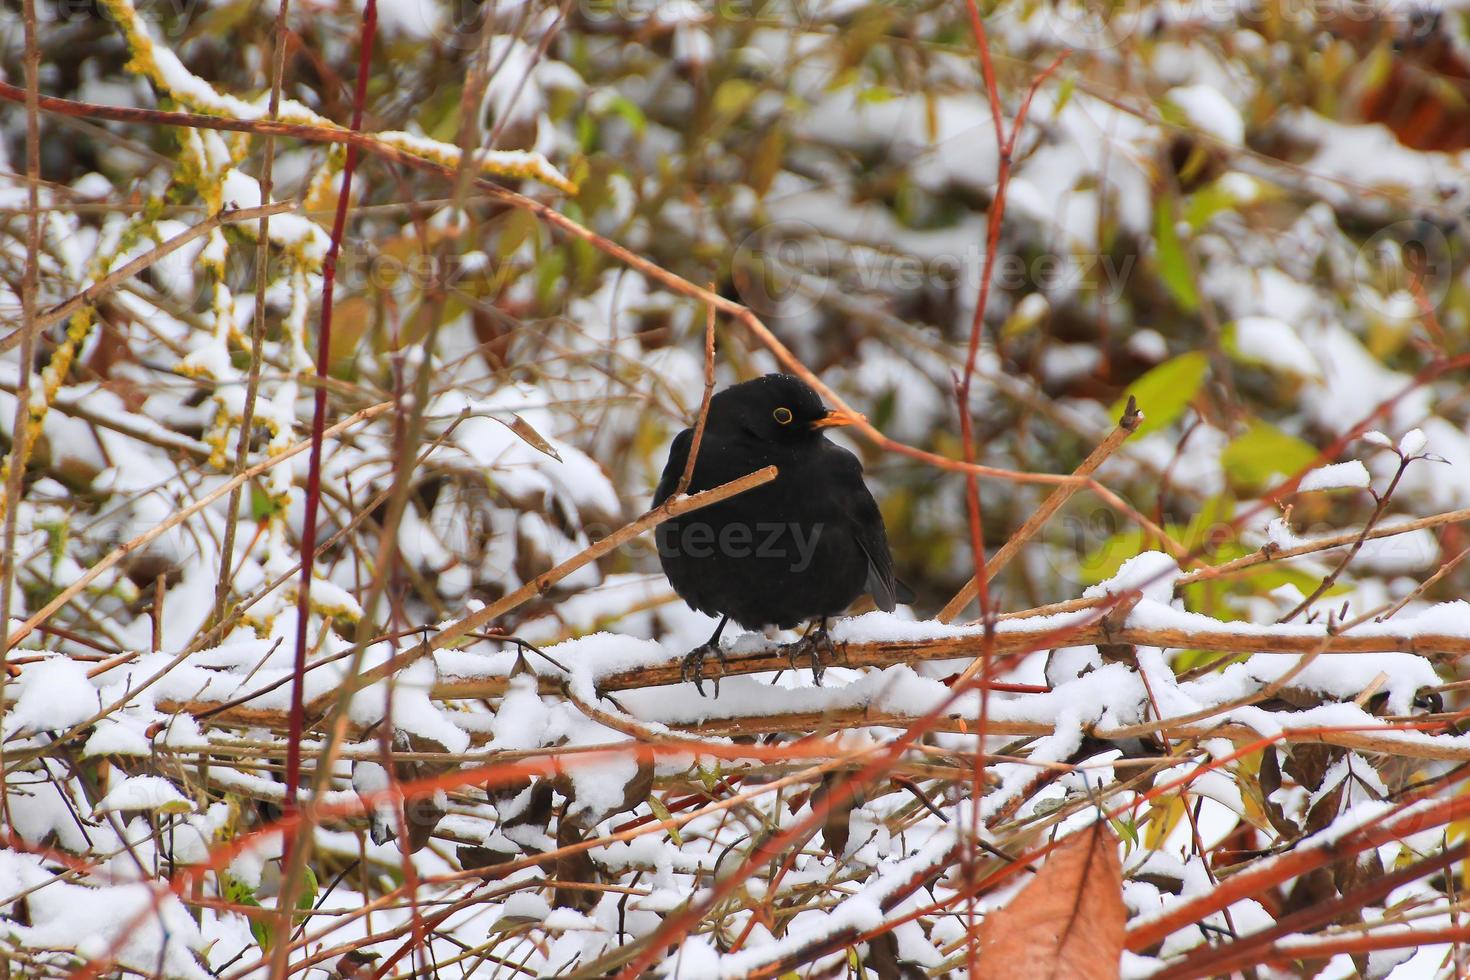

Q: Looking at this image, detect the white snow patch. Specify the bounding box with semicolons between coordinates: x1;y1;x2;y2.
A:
95;775;195;815
1298;460;1370;492
1168;84;1245;145
1084;551;1181;605
6;657;100;736
1230;315;1322;378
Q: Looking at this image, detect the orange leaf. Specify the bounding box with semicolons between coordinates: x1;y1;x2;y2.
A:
975;821;1126;980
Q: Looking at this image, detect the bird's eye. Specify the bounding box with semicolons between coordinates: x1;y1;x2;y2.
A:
772;406;793;424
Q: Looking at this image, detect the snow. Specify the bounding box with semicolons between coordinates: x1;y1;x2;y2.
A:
84;717;154;757
1398;428;1428;458
0;851;211;979
1230;315;1322;378
349;659;471;755
5;657;100;736
1298;460;1371;492
1186;651;1438;717
1283;109;1466;209
487;674;552;750
95;775;195;815
1168;84;1245;145
368;0;441;39
1084;551;1181;605
707;829;957;977
219;170;329;262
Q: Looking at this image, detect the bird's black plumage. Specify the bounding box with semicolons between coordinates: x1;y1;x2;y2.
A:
653;374;908;690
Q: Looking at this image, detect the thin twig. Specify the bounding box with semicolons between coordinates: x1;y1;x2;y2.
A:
212;0;295;628
0;0;43;820
674;292;718;497
940;395;1141;621
3;401;393;651
276;0;379;966
6;202;294;351
950;23;1067;965
1280;452;1414;622
284;0;380;810
1360;544;1470;627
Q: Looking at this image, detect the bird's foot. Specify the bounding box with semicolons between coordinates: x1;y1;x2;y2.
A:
681;640;729;697
785;628;836;686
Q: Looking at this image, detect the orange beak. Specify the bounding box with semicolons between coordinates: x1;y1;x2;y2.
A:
811;408;863;430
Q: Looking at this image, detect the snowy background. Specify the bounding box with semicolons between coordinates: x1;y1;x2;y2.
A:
1;0;1470;976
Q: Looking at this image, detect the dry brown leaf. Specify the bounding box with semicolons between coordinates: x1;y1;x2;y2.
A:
502;414;562;461
975;820;1126;980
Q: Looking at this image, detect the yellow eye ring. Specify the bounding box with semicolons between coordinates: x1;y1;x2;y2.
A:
772;406;793;424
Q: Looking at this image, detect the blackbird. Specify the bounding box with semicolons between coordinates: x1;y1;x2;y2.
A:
652;374;910;694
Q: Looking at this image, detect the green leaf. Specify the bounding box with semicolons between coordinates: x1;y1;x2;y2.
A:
1184;180;1236;230
1078;527;1145;586
249;486;281;521
1111;814;1139;852
749;126;786;197
1222;421;1319;490
1359;40;1395;94
1110;351;1209;437
222;867;315;953
223;874;272;951
1153;196;1199;312
647;794;681;845
38;519;67;568
497;207;540;261
696;765;720;793
1178;493;1235;556
712;78;756;118
223;873;258;907
298;865;318;912
604;94;646;135
534;249;566;312
1052;74;1077;116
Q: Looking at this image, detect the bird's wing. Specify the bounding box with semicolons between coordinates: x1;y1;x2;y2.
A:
860;548;898;610
652;427;694;508
827;447;902;612
854;513;899;612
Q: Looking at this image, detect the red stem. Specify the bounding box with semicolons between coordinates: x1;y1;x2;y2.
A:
955;9;1068;968
1154;839;1468;978
284;0;379;812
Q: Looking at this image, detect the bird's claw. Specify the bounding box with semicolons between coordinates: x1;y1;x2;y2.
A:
785;629;835;686
681;640;728;697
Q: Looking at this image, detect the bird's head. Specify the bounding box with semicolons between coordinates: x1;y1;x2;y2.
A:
711;373;862;444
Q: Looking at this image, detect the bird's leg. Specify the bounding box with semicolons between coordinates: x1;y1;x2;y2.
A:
681;616;730;697
786;617;835;686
